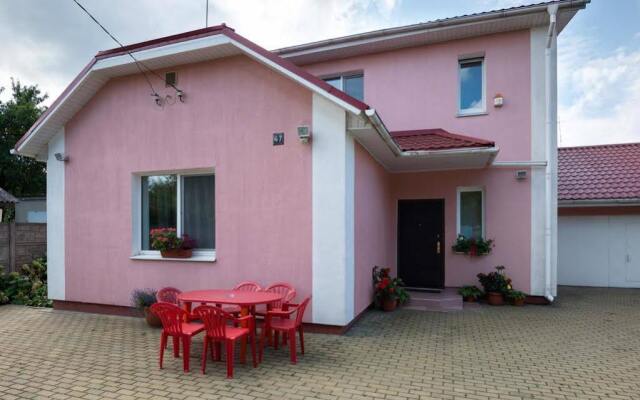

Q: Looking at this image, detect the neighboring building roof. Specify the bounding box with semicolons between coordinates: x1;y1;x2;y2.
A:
390;129;495;152
558;143;640;203
13;25;369;159
276;0;589;65
0;187;19;204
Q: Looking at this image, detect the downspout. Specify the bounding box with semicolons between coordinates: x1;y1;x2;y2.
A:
544;3;558;303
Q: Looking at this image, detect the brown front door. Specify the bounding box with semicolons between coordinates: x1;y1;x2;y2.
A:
397;199;445;289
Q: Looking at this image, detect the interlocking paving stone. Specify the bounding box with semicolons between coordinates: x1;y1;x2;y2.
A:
0;287;639;399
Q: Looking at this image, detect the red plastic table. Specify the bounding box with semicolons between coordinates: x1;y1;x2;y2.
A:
177;289;283;361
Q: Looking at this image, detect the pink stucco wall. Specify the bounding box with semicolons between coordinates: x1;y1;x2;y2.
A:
302;30;531;161
391;169;532;292
354;143;395;316
65;55;313;309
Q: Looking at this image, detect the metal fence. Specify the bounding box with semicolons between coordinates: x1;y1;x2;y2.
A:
0;222;46;272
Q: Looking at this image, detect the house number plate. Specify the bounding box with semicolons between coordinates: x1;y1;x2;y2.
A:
273;132;284;146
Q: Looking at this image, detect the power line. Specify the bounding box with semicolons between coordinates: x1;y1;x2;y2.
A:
71;0;183;98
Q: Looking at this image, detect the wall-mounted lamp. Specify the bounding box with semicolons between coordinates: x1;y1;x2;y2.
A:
54;152;69;162
493;93;504;107
176;90;185;103
297;126;311;144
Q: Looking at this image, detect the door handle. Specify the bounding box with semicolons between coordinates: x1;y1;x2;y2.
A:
436;240;441;254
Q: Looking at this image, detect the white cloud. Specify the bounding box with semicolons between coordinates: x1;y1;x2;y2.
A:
558;44;640;147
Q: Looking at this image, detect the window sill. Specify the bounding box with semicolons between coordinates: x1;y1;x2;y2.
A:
457;111;488;118
130;251;216;263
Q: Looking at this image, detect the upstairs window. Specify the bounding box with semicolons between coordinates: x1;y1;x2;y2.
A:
141;173;215;251
323;73;364;101
458;58;485;115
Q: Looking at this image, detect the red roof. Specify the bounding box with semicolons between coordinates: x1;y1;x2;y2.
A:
558;143;640;201
390;129;495;152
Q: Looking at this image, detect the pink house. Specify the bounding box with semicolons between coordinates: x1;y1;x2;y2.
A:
13;1;588;329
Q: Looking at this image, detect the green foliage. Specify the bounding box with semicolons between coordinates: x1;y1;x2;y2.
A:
0;80;47;197
457;285;484;299
452;235;494;256
372;266;410;307
477;265;512;294
131;288;157;310
0;258;51;307
506;290;527;301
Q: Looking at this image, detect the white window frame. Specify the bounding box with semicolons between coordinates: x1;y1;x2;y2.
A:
456;186;486;239
322;72;364;99
131;168;216;262
457;57;486;116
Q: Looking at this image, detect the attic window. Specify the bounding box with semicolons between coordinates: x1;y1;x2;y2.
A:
165;72;177;87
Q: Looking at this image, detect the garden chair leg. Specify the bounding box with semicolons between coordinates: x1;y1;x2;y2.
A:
182;337;191;372
288;330;297;364
226;340;234;378
172;337;180;358
299;327;305;355
159;332;167;369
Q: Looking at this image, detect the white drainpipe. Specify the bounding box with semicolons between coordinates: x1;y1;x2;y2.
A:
544;3;558;303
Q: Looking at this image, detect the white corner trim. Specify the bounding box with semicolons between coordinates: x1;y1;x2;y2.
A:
312;93;355;326
456;186;486;238
47;129;65;301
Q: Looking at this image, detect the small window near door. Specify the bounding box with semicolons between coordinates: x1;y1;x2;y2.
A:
458;58;485;115
457;187;484;239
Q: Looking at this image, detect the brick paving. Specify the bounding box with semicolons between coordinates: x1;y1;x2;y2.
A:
0;287;639;399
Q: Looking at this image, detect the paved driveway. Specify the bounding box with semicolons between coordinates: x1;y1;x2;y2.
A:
1;287;639;400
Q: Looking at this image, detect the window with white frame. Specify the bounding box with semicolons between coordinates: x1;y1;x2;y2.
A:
139;172;215;252
323;73;364;101
457;187;484;239
458;57;485;114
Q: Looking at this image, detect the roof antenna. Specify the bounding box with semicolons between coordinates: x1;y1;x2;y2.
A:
205;0;209;28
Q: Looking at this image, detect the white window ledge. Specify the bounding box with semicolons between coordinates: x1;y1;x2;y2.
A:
457;111;488;118
130;251;216;263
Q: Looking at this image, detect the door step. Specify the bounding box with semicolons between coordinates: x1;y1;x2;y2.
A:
404;288;463;312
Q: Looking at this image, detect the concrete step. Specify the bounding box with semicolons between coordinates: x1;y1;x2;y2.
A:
403;288;463;312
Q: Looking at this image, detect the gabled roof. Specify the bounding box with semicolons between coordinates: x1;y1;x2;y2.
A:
276;0;589;65
558;143;640;203
390;129;495;152
13;25;369;159
0;187;19;204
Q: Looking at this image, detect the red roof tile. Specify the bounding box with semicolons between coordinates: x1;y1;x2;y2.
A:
558;143;640;201
390;129;495;152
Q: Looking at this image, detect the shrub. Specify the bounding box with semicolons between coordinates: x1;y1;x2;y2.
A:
131;288;157;310
506;290;527;301
457;285;483;299
372;266;410;307
477;265;512;294
0;258;51;307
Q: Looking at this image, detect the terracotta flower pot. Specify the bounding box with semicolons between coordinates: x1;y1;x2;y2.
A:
463;296;476;303
486;292;504;306
143;307;162;328
511;297;525;306
382;298;397;312
160;248;193;258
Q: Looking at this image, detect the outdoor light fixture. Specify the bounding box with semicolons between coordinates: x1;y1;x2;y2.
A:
177;90;185;103
54;152;69;162
297;126;311;144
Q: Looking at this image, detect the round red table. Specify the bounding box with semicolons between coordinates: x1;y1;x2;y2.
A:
177;289;284;361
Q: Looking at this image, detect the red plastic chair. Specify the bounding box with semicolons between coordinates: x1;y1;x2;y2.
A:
259;296;311;364
156;287;182;305
150;302;204;372
222;281;262;314
193;305;257;378
255;282;296;317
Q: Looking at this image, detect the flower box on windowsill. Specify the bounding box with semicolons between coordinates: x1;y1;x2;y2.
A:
160;249;192;259
453;250;490;256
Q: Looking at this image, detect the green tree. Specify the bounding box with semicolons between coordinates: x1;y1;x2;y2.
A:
0;80;47;197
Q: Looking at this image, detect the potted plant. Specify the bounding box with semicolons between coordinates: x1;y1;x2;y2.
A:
372;266;410;311
506;290;527;306
131;288;160;327
477;265;511;305
452;235;494;256
150;228;195;258
457;285;483;302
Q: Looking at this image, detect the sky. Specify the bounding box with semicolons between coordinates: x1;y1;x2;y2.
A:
0;0;638;147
